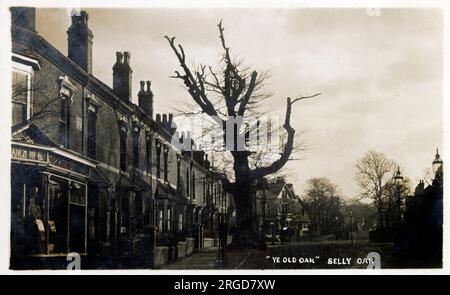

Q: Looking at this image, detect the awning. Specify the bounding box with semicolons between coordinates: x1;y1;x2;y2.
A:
132;174;152;192
116;175;140;190
89;166;112;187
155;181;186;204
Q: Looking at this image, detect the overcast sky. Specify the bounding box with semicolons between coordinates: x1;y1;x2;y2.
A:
36;8;443;199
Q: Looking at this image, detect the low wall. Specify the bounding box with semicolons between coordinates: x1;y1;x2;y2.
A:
203;238;215;248
186;238;196;256
178;242;187;258
154;246;169;268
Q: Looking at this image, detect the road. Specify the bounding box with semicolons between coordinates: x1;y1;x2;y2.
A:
162;246;251;270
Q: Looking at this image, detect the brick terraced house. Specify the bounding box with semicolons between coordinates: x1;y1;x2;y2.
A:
10;7;234;269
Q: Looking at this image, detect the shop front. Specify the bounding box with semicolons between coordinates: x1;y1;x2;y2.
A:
11;140;97;269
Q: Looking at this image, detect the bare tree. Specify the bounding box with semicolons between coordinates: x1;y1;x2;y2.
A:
355;151;399;228
165;21;320;248
302;177;343;235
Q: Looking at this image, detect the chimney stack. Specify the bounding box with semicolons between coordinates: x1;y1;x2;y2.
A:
11;7;36;32
113;51;133;102
67;10;93;74
138;80;154;118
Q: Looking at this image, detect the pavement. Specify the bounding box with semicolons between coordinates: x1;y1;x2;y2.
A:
162;246;252;270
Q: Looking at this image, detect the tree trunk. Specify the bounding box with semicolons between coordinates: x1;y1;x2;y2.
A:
228;186;266;249
377;208;384;228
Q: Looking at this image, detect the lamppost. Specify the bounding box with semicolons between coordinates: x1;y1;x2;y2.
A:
393;166;404;226
432;149;443;176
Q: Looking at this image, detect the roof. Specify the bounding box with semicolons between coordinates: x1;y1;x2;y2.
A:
257;180;297;200
12;122;57;147
89;166;112;187
116;175;140;190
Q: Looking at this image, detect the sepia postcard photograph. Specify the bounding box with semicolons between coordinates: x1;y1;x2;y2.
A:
0;0;447;274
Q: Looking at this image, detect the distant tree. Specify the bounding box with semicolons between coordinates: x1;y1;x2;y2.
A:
302;177;343;234
356;151;407;228
343;200;377;231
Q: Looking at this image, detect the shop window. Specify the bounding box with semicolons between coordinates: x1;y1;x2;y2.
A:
47;178;86;254
87;104;97;159
47;179;69;254
70;182;86;205
68;182;87;253
11;173;45;255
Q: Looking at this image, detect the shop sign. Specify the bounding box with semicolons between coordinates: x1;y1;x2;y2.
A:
12;144;90;177
11;145;47;162
49;153;89;176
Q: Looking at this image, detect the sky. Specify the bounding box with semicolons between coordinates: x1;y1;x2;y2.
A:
36;8;443;199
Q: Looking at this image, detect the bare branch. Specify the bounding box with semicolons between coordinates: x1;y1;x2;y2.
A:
249;93;321;180
291;92;322;104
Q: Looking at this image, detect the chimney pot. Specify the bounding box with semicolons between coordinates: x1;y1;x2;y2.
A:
116;51;123;63
138;80;153;118
156;114;161;123
162;114;168;124
113;51;132;102
123;51;130;64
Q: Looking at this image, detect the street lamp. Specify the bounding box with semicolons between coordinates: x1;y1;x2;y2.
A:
432;149;443;176
393;166;404;226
